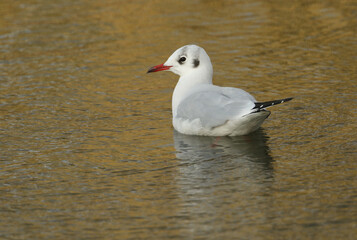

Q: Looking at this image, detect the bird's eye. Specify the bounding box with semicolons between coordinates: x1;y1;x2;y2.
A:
178;56;186;64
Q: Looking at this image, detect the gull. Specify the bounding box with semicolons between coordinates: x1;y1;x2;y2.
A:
147;44;292;136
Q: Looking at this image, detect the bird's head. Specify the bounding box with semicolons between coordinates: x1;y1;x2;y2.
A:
147;45;213;79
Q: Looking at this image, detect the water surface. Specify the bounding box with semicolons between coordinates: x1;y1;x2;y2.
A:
1;0;356;239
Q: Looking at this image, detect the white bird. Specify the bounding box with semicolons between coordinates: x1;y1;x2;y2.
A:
147;44;292;136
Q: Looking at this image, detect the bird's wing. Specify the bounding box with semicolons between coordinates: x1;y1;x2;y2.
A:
176;87;256;129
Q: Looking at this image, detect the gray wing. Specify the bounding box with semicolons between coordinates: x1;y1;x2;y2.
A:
176;87;256;129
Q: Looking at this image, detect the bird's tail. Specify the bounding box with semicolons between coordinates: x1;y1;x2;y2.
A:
253;97;293;111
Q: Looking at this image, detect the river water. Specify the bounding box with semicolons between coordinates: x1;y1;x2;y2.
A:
1;0;356;239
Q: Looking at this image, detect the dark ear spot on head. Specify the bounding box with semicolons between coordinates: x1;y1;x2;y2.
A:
193;59;200;68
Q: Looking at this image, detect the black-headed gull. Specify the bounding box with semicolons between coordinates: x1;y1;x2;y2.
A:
147;45;292;136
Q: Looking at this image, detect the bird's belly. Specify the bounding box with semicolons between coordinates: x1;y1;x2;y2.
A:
173;111;270;136
173;117;211;136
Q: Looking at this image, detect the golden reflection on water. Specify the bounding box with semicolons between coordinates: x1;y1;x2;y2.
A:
0;0;356;239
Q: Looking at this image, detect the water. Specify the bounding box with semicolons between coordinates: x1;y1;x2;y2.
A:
1;0;356;239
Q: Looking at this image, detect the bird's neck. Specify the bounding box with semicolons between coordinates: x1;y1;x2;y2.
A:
172;68;213;116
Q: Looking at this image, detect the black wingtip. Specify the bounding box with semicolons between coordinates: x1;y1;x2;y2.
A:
283;97;293;103
254;97;293;110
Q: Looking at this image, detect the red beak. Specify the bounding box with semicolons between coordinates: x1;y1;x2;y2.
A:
147;64;172;73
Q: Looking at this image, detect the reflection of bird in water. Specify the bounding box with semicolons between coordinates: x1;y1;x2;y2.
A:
172;129;275;234
173;129;273;174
